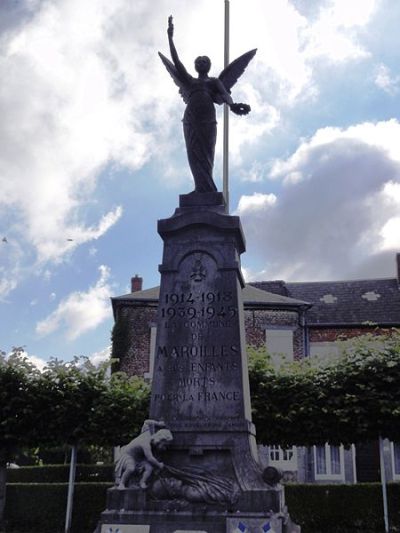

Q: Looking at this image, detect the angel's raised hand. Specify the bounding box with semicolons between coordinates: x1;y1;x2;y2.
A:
168;16;174;37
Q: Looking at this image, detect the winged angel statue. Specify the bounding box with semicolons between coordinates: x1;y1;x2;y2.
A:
159;16;257;193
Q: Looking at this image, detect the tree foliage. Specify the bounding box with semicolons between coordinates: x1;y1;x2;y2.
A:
0;352;150;454
249;331;400;446
1;331;400;454
0;347;41;461
110;316;131;371
0;347;43;529
90;370;150;446
0;350;150;529
2;333;399;529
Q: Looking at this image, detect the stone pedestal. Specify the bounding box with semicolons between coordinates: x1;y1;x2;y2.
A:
96;193;300;533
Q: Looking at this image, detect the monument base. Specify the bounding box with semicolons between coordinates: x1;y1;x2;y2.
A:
95;486;300;532
179;191;225;209
95;193;301;533
98;515;283;533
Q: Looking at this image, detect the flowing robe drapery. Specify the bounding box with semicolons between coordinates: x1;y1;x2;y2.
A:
183;84;217;192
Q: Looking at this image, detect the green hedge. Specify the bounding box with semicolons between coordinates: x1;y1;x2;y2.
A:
5;482;400;533
286;483;400;532
5;482;112;533
7;464;114;483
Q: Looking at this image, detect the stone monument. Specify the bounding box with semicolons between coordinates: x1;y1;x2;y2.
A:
95;16;300;533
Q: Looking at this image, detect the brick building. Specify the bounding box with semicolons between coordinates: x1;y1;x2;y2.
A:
111;253;400;483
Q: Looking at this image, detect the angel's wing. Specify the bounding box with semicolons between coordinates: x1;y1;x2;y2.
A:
218;48;257;93
158;52;192;104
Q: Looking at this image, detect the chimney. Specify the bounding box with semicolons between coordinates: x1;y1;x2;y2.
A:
131;275;143;293
397;253;400;286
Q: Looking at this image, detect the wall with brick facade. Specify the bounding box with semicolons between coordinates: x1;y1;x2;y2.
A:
244;308;304;359
112;303;305;378
112;304;395;377
111;270;400;485
309;326;394;343
112;303;157;376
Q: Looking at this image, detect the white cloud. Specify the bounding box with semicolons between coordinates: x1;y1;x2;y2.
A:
270;119;400;180
379;181;400;250
239;162;268;184
7;345;111;370
24;352;47;371
303;0;378;63
327;0;378;28
229;0;378;106
241;265;269;283
5;348;48;371
0;239;24;299
0;276;18;301
229;0;312;103
228;84;280;166
380;217;400;250
238;119;400;281
43;270;52;281
374;64;399;94
383;181;400;203
0;0;171;290
89;345;111;367
0;0;384;295
36;265;113;340
36;206;123;263
236;193;277;215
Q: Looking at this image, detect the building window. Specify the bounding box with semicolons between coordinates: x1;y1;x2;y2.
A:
315;445;326;475
330;445;341;475
313;444;344;480
270;445;280;462
265;329;294;364
269;445;297;470
391;442;400;479
309;342;340;358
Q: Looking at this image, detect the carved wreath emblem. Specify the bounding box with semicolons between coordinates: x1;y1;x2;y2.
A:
190;258;207;282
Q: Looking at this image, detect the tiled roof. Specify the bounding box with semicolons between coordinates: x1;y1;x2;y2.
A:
114;286;160;302
113;284;309;308
113;276;400;326
241;284;309;307
252;278;400;326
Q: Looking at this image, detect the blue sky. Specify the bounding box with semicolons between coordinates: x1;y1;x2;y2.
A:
1;0;400;367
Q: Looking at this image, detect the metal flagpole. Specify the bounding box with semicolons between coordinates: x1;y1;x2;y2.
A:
64;444;77;533
379;436;390;532
223;0;230;213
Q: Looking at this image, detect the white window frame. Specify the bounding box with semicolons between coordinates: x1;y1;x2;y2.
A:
265;328;294;365
313;444;345;481
351;443;357;483
390;442;400;481
269;445;297;470
309;341;340;358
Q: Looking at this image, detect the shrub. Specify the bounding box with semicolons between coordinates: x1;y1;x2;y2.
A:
4;482;400;533
7;464;114;484
286;483;400;533
5;482;112;533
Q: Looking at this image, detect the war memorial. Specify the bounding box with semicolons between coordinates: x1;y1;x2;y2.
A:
95;16;300;533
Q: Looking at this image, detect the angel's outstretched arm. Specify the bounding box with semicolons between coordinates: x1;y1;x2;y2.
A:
216;78;251;115
216;79;233;106
167;16;190;80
